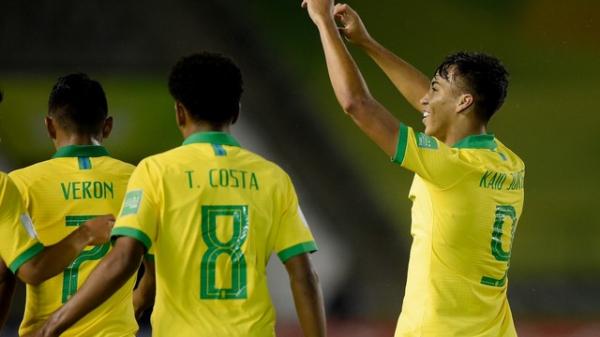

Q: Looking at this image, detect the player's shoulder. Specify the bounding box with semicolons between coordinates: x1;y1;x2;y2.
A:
9;159;56;183
98;156;136;175
135;146;182;171
130;147;183;179
494;138;525;171
236;147;292;182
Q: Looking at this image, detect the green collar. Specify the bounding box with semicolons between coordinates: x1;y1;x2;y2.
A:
182;131;241;147
452;133;497;150
52;145;110;158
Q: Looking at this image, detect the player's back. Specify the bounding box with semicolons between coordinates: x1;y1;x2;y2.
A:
114;133;317;337
9;145;137;337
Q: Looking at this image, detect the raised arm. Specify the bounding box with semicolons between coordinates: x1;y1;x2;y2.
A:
333;3;430;112
302;0;400;156
17;215;115;286
35;237;144;337
285;253;326;337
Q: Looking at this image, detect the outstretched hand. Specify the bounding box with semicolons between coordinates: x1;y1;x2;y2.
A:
334;3;371;45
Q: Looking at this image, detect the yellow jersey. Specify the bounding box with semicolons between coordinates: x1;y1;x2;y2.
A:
0;172;43;274
392;124;525;337
112;132;317;337
9;145;138;337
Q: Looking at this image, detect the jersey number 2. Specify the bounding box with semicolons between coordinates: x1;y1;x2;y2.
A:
200;205;248;300
62;215;109;303
481;205;518;287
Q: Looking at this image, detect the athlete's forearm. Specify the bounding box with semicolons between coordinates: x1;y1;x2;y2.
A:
286;254;326;337
133;257;155;320
0;261;16;330
360;38;430;112
315;16;373;114
17;226;91;285
18;215;114;286
314;16;400;156
38;237;144;336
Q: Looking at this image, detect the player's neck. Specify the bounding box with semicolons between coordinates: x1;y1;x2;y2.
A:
54;133;102;149
443;123;487;147
181;123;231;139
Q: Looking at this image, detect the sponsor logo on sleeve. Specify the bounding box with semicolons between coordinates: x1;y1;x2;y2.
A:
121;190;143;216
416;132;438;149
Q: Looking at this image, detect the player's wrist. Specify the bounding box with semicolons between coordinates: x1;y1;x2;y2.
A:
358;34;378;51
313;14;335;29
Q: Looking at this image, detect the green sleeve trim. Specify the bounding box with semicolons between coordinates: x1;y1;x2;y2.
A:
111;227;152;251
8;242;44;274
143;253;155;262
392;123;409;164
277;241;318;263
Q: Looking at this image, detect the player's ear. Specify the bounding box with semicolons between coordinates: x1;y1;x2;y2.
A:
45;116;57;140
456;93;474;114
175;101;187;127
102;116;113;139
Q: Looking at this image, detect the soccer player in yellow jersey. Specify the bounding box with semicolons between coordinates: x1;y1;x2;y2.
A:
34;53;326;337
0;92;115;332
303;1;524;336
8;74;154;337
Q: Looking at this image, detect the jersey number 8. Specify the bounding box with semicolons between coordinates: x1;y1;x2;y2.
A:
200;205;249;300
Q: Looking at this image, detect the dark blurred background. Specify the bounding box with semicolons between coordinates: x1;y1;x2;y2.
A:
1;0;599;336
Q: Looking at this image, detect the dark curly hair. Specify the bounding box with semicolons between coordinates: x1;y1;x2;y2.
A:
48;73;108;134
436;52;509;122
168;52;243;125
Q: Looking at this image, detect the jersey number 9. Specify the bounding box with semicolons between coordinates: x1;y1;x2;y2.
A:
481;205;518;287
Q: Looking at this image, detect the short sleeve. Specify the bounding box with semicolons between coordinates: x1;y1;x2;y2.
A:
274;175;317;263
392;124;472;188
111;160;160;252
0;175;43;273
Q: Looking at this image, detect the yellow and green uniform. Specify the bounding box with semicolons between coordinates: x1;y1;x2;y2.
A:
112;132;317;337
392;125;525;337
0;172;43;274
9;145;137;337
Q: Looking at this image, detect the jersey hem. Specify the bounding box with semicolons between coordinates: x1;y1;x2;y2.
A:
392;123;409;164
8;242;44;273
277;241;318;263
111;227;152;251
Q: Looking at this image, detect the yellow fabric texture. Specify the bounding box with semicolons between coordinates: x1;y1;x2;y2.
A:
0;172;42;273
392;125;525;337
113;132;317;337
10;148;137;337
